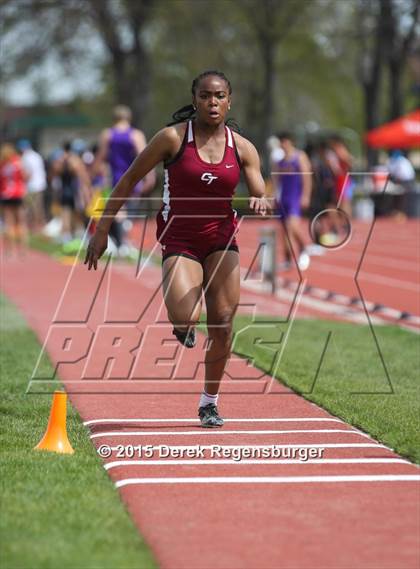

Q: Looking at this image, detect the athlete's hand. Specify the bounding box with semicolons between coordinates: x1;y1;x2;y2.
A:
249;196;271;216
84;228;108;270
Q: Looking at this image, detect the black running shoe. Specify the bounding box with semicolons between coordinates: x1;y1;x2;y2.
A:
198;404;224;428
173;327;196;348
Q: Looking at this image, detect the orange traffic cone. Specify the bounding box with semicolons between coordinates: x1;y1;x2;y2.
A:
34;391;74;454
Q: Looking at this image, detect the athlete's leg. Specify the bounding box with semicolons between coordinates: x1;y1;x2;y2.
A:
109;219;123;248
61;205;72;241
285;215;310;270
24;193;35;232
286;215;305;253
34;192;46;230
1;205;14;254
278;200;298;265
162;255;203;332
202;250;240;395
14;204;28;250
280;218;292;262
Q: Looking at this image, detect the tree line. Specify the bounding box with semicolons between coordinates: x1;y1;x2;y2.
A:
1;0;419;166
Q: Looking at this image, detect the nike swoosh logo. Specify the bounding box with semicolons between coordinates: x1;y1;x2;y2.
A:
226;164;234;169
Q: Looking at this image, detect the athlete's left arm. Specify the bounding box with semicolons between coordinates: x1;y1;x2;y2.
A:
132;129;156;195
236;136;271;216
298;151;313;210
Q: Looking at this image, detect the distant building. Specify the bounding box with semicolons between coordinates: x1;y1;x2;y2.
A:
1;104;99;155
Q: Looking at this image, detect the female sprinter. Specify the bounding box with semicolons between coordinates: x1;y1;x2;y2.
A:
85;70;269;427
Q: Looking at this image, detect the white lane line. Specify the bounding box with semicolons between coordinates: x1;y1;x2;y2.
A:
238;241;420;268
242;279;385;326
84;417;343;426
380;306;409;319
244;278;419;331
241;269;420;327
116;474;420;487
332;252;419;273
311;262;419;292
105;458;409;470
91;429;368;439
302;291;414;320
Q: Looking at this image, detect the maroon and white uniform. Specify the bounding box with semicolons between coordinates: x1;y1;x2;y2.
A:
156;120;241;263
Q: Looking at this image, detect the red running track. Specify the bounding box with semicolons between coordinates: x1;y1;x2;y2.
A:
1;249;419;569
237;217;419;316
130;216;420;329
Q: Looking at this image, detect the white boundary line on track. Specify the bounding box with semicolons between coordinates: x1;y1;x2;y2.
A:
238;243;420;273
105;458;409;470
90;429;369;439
243;278;420;332
115;474;420;487
241;279;385;326
307;262;419;292
84;417;344;426
240;269;420;330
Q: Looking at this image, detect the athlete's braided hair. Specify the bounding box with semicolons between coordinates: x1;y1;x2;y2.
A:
167;70;240;132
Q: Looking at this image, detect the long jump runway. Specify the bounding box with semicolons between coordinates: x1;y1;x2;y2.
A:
2;248;420;569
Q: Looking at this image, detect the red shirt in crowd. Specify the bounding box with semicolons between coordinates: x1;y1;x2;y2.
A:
0;155;26;200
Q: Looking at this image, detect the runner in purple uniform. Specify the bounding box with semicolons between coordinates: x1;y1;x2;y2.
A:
97;105;155;186
96;105;155;252
108;123;140;188
272;131;312;271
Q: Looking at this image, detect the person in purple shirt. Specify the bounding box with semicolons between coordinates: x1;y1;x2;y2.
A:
96;105;155;253
272;131;312;271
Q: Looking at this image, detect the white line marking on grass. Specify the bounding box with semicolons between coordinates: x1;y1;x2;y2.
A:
84;417;344;426
115;474;420;487
91;429;368;439
105;458;409;470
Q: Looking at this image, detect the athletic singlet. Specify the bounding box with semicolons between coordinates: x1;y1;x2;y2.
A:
157;120;241;243
59;156;79;209
0;155;26;200
61;158;75;187
276;152;303;199
108;127;137;186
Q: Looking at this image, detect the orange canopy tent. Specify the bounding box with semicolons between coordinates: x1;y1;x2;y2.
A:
365;109;420;149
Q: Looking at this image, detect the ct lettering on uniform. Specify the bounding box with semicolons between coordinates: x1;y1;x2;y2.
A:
201;172;219;185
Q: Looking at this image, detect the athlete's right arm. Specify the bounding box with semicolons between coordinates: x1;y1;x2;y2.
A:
84;127;180;270
94;129;110;172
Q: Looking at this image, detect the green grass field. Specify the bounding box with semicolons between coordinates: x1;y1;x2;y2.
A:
0;294;157;569
231;315;420;463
